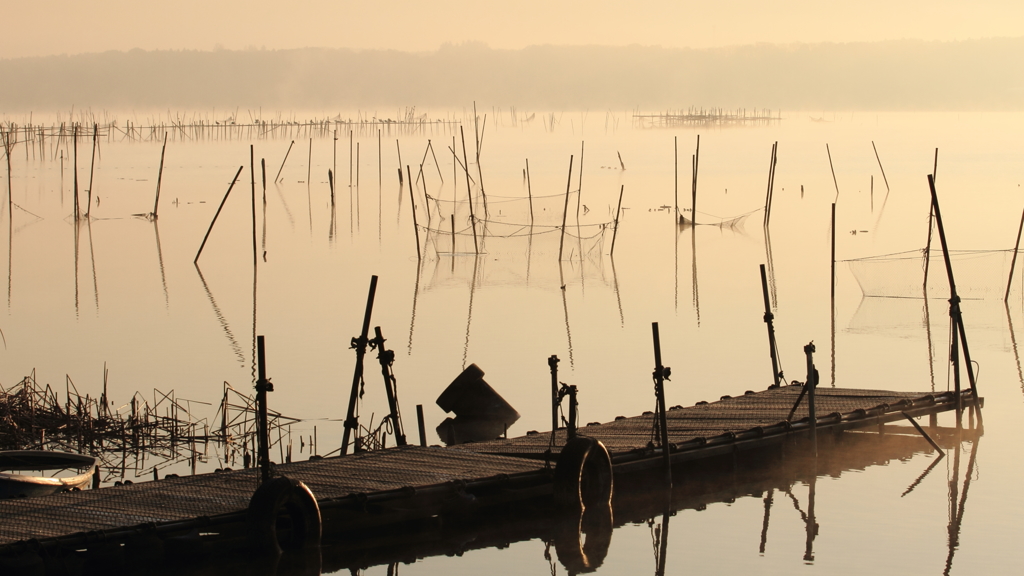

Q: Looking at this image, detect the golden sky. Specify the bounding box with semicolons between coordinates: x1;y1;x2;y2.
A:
3;0;1022;58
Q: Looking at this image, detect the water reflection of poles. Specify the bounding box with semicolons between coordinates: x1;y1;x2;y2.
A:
194;264;246;366
1005;302;1024;395
691;220;700;326
86;217;99;311
73;215;80;316
611;256;624;327
944;437;979;576
462;256;480;370
559;261;575;368
759;489;774;554
407;259;422;355
804;474;818;562
152;220;169;308
653;509;671;576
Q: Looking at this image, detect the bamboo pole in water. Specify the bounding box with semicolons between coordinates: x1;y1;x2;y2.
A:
526;158;534;224
86;125;97;218
274;140;294;183
610;185;624;255
557;155;574;261
152;133;167;218
194;166;244;264
459;126;479;254
407;165;421;261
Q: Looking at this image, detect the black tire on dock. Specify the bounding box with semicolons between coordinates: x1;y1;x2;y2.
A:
247;476;322;555
553;436;613;512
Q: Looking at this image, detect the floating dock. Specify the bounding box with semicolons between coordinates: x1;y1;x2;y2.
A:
0;384;980;572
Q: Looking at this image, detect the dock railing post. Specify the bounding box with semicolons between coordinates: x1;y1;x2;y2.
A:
342;276;378;456
804;342;818;459
416;404;427;447
651;322;673;489
255;335;274;484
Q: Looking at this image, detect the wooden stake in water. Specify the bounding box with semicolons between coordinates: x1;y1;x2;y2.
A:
826;143;840;201
274;140;294;183
194;165;244;264
86;125;97;218
528;157;536;223
871;141;890;192
407;165;421;261
152;133;167;218
307;138;312;185
459;126;479;254
610;185;624;256
1005;204;1024;302
557;155;574;261
692;134;700;225
674;136;678;221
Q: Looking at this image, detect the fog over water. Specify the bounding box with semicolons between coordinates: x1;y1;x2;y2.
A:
3;4;1024;575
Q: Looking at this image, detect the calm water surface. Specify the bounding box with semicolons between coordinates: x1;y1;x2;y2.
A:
3;110;1023;574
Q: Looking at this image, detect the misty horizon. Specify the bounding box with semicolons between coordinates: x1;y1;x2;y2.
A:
3;37;1023;113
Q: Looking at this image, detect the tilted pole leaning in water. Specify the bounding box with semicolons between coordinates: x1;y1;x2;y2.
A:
341;275;379;455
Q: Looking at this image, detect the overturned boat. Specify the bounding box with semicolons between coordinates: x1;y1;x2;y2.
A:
0;450;98;498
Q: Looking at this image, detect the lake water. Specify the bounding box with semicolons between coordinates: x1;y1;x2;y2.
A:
2;109;1023;574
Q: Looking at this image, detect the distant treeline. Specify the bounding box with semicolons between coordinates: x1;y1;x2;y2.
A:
1;38;1023;111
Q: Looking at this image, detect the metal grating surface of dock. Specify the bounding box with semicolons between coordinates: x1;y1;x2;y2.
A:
452;385;956;457
0;446;542;546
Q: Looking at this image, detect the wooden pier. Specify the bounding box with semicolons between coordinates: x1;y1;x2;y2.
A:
0;384;980;572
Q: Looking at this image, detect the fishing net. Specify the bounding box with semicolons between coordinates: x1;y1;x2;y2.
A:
846;249;1022;300
678;208;760;231
422;190;611;262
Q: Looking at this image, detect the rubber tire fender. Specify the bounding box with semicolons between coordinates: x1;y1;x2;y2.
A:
247;476;322;555
553;436;614;511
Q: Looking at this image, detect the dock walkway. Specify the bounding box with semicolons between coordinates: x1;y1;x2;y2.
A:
0;385;978;556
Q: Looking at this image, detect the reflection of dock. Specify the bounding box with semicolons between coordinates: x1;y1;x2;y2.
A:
0;385;980;569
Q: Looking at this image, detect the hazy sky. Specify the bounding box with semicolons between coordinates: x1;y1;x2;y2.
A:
3;1;1022;58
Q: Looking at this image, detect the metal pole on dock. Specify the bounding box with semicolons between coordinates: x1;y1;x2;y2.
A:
372;326;407;446
760;265;782;388
416;404;427;447
342;276;378;456
651;323;672;489
548;355;560;444
804;342;818;459
255;335;273;484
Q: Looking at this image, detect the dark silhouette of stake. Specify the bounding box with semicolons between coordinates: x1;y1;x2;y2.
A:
255;335;273;485
341;276;378;456
194;165;244;264
651;322;672;489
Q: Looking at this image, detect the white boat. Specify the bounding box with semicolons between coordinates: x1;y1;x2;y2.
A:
0;450;98;498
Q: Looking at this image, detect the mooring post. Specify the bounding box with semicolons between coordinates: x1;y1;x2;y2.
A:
372;326;407;446
548;355;560;443
651;322;673;489
567;385;578;440
416;404;427;447
760;264;782;388
255;335;274;484
342;276;378;456
804;342;818;459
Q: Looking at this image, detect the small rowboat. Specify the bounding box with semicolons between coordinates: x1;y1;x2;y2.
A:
0;450;98;499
